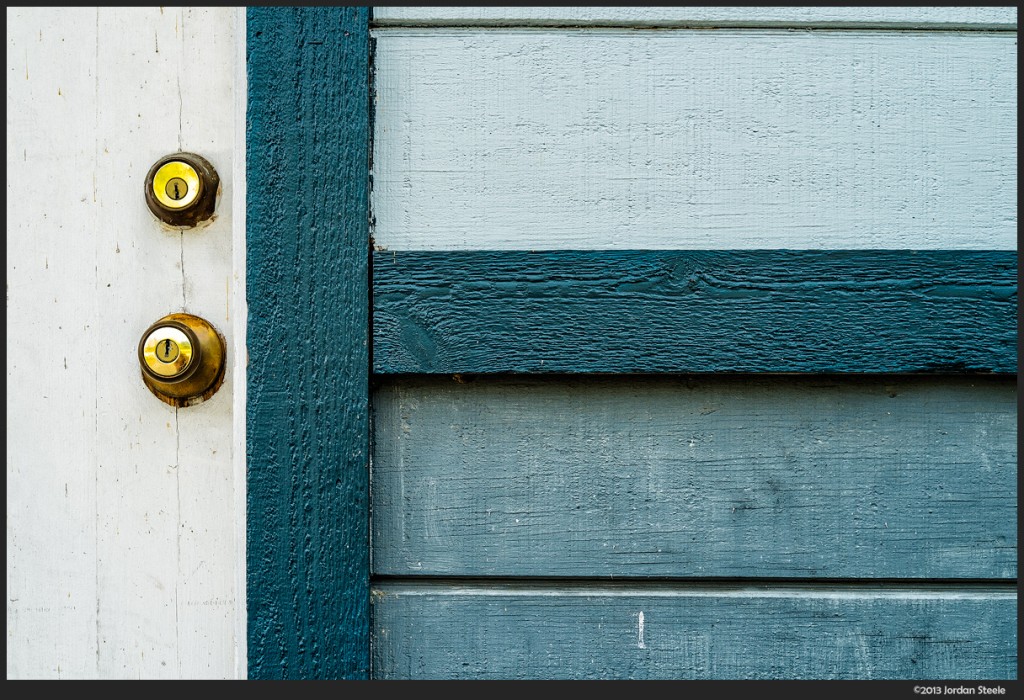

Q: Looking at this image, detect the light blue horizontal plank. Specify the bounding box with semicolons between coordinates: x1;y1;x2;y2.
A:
372;376;1017;579
372;582;1018;679
372;7;1018;30
372;251;1017;374
373;33;1017;250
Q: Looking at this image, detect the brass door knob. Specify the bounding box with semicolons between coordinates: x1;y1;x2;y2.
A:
139;313;226;406
144;153;219;227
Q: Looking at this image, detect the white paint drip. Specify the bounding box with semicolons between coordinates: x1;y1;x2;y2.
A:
637;611;646;649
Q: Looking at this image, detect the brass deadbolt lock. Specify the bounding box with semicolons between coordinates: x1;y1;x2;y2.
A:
138;313;226;407
144;153;219;227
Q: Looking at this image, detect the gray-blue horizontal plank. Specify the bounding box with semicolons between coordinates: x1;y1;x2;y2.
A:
372;250;1017;374
372;376;1017;579
371;582;1018;680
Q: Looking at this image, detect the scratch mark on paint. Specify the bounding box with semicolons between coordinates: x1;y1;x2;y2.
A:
94;304;101;672
175;407;183;677
637;611;646;649
92;11;99;204
180;232;187;309
177;10;183;150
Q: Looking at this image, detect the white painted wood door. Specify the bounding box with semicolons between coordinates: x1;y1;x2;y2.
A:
7;7;245;679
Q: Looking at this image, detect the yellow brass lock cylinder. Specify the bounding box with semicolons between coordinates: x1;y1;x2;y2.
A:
144;153;219;227
138;313;226;407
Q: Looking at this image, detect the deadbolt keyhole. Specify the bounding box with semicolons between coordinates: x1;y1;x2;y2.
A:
145;153;219;226
165;177;188;201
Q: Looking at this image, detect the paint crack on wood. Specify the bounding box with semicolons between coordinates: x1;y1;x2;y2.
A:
174;404;182;677
180;232;186;309
177;10;183;151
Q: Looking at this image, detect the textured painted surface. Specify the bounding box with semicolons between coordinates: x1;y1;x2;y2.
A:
373;376;1017;579
246;7;370;680
368;9;1020;680
365;14;1019;682
372;251;1017;374
373;7;1018;29
371;583;1018;680
371;30;1016;250
7;7;240;679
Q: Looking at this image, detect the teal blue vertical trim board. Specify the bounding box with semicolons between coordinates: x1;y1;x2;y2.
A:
372;250;1017;374
247;7;370;679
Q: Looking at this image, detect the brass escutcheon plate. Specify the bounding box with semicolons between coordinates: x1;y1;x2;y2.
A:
138;313;226;407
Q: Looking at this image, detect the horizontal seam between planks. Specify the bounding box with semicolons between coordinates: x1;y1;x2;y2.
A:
371;575;1018;597
373;586;1016;601
369;24;1018;34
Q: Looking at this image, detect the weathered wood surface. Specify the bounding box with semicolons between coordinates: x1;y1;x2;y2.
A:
371;30;1017;251
367;11;1022;683
7;7;240;679
372;376;1017;579
371;582;1018;679
373;7;1018;29
372;251;1017;374
246;7;370;680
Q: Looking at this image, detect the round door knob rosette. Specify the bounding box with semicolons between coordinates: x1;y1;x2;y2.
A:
138;313;226;406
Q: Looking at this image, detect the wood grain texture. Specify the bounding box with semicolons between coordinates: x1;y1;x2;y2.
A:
371;583;1018;680
246;7;370;680
373;7;1018;29
371;30;1017;250
372;251;1017;374
7;8;101;678
372;376;1017;579
7;7;240;679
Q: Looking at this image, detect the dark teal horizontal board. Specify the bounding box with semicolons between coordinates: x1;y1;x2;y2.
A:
371;583;1017;679
372;375;1017;579
372;250;1017;374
